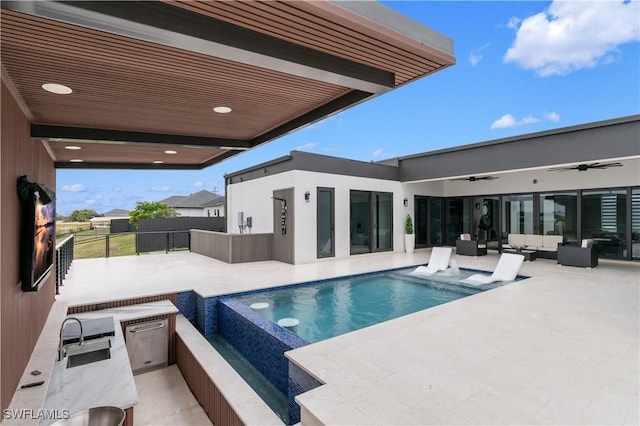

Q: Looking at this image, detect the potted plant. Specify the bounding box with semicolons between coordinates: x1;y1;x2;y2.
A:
404;214;415;254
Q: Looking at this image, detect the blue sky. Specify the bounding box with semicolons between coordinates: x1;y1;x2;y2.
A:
56;0;640;215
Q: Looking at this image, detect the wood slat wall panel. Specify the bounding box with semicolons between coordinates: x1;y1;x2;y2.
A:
66;293;178;314
0;80;56;412
175;335;244;426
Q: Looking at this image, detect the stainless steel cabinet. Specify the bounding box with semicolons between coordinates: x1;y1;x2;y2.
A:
125;319;168;374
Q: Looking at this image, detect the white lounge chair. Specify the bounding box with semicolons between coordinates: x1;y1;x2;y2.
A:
462;253;525;285
410;247;453;277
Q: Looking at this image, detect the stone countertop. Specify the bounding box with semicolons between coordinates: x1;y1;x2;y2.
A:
4;301;177;425
39;317;136;426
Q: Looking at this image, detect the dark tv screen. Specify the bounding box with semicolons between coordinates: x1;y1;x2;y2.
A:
17;176;55;292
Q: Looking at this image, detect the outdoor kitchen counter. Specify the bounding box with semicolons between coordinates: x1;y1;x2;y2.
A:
4;301;177;426
39;316;136;426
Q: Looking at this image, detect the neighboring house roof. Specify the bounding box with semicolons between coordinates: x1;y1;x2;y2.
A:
201;195;225;207
161;190;224;209
102;208;130;217
159;195;187;207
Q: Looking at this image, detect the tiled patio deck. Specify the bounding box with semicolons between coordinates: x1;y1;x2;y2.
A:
57;250;639;425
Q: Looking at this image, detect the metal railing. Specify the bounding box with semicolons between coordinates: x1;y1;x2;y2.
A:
53;230;191;294
68;230;191;259
55;234;75;295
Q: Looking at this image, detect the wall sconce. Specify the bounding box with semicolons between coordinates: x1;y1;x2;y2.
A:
305;191;310;203
403;198;408;207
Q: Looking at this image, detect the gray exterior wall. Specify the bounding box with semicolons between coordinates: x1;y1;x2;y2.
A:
226;151;400;184
226;115;639;185
399;115;640;182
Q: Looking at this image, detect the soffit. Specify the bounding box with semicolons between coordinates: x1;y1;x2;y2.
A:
0;1;454;170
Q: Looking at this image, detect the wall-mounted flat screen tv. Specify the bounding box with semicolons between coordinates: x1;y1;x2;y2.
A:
17;176;55;292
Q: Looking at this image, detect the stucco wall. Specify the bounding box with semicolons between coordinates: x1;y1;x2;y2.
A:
227;170;409;264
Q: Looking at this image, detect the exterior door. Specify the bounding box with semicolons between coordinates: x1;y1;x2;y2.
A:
372;192;393;252
350;191;393;254
317;188;334;258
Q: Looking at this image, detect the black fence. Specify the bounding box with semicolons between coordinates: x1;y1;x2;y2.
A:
111;217;226;253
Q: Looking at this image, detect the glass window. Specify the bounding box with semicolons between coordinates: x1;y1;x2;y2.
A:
372;192;393;252
415;196;428;248
582;189;627;259
350;191;370;254
317;188;334;258
350;191;393;254
502;195;534;235
539;192;577;243
428;198;443;246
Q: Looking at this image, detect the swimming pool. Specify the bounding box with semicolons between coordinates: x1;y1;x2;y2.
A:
230;268;483;343
210;266;510;424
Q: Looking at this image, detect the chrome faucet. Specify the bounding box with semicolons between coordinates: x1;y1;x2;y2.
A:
58;317;84;361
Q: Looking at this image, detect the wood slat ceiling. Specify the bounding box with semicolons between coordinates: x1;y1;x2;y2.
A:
47;140;231;169
169;0;451;86
0;1;454;169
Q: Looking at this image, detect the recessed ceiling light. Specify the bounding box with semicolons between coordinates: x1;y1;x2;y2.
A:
69;159;83;163
65;145;82;150
42;83;73;95
153;160;164;164
213;106;232;114
164;150;177;155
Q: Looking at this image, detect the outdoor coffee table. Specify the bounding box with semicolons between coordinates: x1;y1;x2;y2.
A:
503;248;537;261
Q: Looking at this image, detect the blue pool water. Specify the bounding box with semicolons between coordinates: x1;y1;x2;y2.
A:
231;268;482;343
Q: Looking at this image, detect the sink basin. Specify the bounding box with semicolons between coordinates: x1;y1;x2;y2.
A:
51;406;125;426
65;338;111;368
66;348;111;368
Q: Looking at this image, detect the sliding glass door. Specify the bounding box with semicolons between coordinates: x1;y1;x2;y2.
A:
372;192;393;251
582;189;627;259
350;191;393;254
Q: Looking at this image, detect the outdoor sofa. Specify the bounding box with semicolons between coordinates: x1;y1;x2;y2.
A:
501;233;563;259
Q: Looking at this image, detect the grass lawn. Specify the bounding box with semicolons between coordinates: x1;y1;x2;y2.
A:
58;229;137;259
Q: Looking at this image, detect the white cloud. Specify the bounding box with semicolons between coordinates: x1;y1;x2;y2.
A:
504;0;640;76
469;43;490;66
149;185;172;192
61;184;86;192
192;181;204;188
372;149;394;160
544;111;560;122
507;16;521;30
295;142;317;152
491;112;560;129
112;187;121;192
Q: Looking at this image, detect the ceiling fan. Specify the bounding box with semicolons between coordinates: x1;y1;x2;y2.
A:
452;176;499;182
548;161;623;172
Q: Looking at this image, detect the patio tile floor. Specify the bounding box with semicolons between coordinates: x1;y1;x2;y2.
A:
57;249;639;425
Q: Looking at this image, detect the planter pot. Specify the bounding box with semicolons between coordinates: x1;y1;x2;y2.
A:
404;234;415;254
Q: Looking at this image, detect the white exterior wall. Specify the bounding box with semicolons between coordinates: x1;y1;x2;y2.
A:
204;205;225;217
227;170;412;264
226;157;639;264
174;207;206;217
